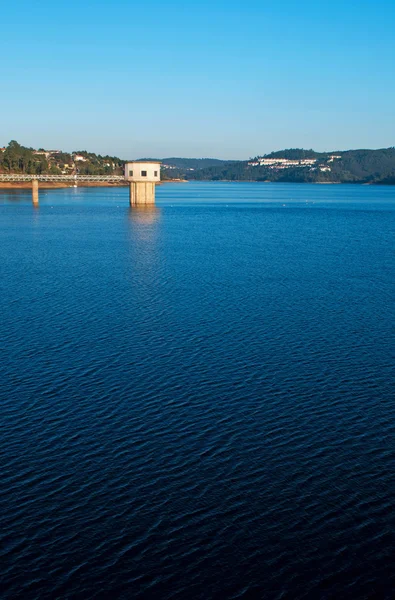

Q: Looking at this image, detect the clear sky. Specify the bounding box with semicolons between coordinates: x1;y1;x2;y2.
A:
1;0;394;159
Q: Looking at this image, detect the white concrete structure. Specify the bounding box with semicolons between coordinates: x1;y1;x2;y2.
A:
124;161;161;205
124;161;161;182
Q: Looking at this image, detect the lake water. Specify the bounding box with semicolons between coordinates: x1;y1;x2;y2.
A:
1;182;394;599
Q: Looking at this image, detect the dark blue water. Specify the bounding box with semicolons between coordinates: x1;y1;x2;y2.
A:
1;182;394;599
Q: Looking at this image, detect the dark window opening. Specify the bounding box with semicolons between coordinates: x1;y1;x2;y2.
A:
129;170;133;177
141;170;147;177
154;171;158;177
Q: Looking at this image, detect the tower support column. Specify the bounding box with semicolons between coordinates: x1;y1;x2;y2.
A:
129;182;155;206
32;179;39;205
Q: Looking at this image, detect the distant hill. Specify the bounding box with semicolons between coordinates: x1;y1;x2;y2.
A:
161;157;236;170
263;148;325;160
184;148;395;184
328;148;395;183
138;157;236;179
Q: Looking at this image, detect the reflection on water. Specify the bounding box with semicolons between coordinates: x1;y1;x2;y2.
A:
127;206;161;245
126;206;161;278
0;189;32;204
127;205;161;225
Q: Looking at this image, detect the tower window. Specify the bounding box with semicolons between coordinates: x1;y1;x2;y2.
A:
154;171;158;177
129;170;133;177
141;170;147;177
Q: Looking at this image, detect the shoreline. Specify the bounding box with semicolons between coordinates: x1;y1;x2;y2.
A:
0;179;187;190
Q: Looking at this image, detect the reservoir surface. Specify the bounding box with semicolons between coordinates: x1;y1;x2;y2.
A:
1;182;394;599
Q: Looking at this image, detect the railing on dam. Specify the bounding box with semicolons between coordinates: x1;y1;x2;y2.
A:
0;174;125;182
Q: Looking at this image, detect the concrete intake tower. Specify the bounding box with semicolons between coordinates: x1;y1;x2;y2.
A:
124;161;161;206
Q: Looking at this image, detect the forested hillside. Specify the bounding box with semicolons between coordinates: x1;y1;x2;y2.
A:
0;141;124;175
185;148;395;184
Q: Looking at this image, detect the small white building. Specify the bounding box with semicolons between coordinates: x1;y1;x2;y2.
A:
124;161;161;205
124;161;161;182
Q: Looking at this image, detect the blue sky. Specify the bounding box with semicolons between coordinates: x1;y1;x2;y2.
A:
1;0;394;159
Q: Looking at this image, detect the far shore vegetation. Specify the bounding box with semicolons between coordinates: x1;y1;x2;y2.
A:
1;140;395;185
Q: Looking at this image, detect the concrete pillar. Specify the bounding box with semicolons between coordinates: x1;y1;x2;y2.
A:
32;179;39;205
129;182;155;206
129;182;135;205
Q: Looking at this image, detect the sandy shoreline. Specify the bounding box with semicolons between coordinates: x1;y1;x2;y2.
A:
0;181;128;189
